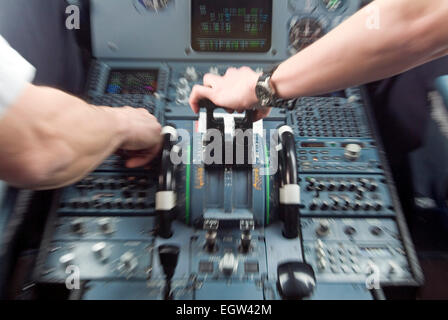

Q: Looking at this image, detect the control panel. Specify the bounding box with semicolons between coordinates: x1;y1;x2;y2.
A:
31;0;422;300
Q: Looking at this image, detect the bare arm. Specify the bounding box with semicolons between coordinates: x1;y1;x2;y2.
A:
189;0;448;117
0;84;162;190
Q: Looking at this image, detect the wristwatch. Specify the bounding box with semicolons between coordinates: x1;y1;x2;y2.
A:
255;65;279;108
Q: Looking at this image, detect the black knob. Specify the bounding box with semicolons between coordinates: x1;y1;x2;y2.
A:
370;226;383;237
338;181;347;191
277;262;316;300
158;245;180;281
344;226;357;236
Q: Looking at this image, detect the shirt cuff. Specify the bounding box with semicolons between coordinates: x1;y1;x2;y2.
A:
0;36;36;117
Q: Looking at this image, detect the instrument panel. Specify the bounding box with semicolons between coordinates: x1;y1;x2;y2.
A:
30;0;423;301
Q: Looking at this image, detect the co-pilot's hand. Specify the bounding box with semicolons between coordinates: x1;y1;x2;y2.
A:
118;107;163;168
189;66;271;122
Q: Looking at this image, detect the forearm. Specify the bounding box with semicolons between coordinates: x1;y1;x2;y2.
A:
272;0;448;99
0;84;128;189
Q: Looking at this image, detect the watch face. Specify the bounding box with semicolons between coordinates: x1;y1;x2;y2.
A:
256;85;270;99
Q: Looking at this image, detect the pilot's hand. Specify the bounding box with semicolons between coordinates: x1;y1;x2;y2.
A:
118;107;163;168
189;66;271;121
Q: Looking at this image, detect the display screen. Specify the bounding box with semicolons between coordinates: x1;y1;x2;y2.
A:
301;142;326;148
191;0;272;53
106;70;159;94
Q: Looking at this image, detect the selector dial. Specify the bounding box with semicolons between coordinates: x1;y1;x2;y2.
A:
316;220;330;237
344;144;361;161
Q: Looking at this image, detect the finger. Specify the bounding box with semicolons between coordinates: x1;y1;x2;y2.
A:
125;147;160;168
189;85;215;113
224;67;237;75
203;73;222;88
126;155;154;169
225;108;234;114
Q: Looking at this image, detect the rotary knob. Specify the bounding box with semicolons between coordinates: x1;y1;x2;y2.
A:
71;218;85;234
185;66;198;82
59;253;75;268
316;220;330;237
92;242;110;261
98;218;114;234
344;144;361;161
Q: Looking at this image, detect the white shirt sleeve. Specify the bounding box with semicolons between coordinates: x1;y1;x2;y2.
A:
0;35;36;118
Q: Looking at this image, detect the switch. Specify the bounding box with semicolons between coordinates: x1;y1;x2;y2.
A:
119;251;138;272
177;77;189;90
240;231;252;254
185;66;198;82
219;253;238;276
204;230;218;253
388;261;400;276
209;66;219;75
